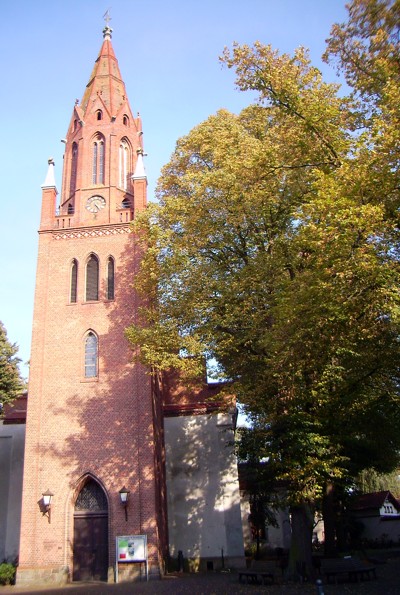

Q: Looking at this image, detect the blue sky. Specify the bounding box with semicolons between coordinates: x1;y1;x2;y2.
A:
0;0;348;378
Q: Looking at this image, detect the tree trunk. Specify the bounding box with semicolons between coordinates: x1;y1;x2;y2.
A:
322;481;337;557
335;511;349;552
256;528;261;558
287;502;315;582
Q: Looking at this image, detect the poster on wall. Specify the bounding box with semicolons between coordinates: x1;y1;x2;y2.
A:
115;535;148;582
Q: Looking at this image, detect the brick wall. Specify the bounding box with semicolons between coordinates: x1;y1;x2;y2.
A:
17;30;165;585
18;227;164;584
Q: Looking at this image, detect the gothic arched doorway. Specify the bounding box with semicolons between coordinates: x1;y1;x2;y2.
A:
73;478;109;581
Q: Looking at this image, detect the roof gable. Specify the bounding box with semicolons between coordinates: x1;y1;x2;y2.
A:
352;491;400;513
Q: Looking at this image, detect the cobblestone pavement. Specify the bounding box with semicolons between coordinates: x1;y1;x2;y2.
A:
2;556;399;595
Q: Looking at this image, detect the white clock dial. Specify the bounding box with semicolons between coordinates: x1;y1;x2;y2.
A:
86;195;106;213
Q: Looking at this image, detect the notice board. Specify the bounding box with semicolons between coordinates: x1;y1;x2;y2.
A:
115;535;148;582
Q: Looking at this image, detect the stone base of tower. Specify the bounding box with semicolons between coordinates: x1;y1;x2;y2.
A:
16;563;162;587
16;565;70;588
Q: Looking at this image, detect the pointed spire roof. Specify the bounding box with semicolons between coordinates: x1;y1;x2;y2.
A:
41;158;56;189
132;150;147;180
80;24;129;118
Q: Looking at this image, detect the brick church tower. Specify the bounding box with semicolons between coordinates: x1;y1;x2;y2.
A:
17;23;167;585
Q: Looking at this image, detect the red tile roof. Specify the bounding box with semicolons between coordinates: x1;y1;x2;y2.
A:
2;392;27;424
352;491;400;511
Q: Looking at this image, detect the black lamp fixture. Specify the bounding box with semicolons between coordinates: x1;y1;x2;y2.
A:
119;486;130;521
42;489;54;523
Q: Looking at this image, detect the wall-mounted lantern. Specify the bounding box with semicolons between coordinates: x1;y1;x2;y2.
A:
42;489;54;523
119;486;130;521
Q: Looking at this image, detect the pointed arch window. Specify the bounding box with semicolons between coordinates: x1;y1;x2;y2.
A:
107;257;115;300
92;143;98;184
86;254;99;301
84;332;98;378
96;110;103;121
70;259;78;303
119;139;130;190
99;141;105;183
123;115;129;126
69;142;78;197
92;134;105;185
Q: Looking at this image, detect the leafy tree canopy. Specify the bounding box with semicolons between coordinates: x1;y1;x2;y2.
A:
356;467;400;497
126;0;400;507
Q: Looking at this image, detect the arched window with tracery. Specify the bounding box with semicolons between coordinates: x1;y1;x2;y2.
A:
107;257;115;300
69;142;78;196
70;259;78;303
84;332;98;378
86;254;99;301
75;478;107;511
92;134;105;185
119;138;130;190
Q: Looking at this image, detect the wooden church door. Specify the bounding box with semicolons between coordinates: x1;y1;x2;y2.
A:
73;479;109;581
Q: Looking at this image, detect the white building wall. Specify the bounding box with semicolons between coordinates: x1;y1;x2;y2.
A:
0;423;25;562
240;491;291;552
358;516;400;543
164;412;245;569
267;510;292;550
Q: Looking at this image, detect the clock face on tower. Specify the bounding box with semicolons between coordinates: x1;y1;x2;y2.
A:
85;195;106;213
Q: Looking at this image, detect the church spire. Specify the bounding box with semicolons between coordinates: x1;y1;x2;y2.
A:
80;17;128;120
57;19;146;223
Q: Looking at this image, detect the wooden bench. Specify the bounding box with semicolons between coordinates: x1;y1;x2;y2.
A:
321;557;376;584
238;569;259;584
238;560;277;585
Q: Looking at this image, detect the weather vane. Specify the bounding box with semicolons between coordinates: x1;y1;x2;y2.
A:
103;8;112;27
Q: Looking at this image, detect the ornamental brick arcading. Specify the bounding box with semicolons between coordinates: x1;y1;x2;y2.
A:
51;225;131;240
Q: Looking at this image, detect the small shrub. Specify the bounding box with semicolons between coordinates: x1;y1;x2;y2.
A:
0;562;16;585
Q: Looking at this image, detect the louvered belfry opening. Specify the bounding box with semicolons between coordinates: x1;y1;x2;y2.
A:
69;142;78;197
86;254;99;301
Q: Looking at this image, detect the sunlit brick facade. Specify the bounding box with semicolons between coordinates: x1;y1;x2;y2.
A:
17;25;167;585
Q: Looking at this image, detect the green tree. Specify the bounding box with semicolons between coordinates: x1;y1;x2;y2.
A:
127;0;400;577
0;321;24;411
356;468;400;497
320;0;400;553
